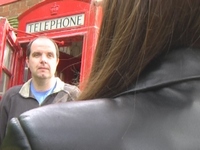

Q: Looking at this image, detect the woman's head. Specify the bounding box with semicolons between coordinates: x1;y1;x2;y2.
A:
79;0;200;100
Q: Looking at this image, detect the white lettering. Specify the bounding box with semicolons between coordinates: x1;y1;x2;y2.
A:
26;14;85;33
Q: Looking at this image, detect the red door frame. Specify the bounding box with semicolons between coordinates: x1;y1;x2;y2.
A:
0;17;23;99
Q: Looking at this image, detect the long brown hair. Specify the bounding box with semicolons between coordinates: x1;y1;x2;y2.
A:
78;0;200;100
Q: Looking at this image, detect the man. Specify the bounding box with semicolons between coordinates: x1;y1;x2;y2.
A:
0;36;80;145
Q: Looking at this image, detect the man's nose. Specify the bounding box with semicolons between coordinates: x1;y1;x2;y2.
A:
41;54;47;63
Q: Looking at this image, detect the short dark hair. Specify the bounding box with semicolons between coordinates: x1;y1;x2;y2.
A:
26;36;60;58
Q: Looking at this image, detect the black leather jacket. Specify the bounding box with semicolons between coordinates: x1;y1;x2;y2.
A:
1;48;200;150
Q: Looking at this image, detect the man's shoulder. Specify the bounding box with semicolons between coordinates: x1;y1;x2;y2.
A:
7;85;22;92
63;83;80;92
55;77;80;93
3;85;23;97
63;83;80;98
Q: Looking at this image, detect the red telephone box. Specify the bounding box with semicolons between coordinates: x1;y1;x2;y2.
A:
0;17;24;98
0;0;102;97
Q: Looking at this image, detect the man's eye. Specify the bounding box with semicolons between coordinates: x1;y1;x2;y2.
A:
47;53;54;58
33;53;40;57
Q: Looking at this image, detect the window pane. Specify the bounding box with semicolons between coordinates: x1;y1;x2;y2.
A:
0;72;9;96
3;42;13;70
23;64;29;82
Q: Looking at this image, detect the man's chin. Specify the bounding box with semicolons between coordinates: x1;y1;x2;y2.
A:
37;74;49;79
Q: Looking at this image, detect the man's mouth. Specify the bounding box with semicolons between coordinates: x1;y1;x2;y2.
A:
38;67;49;70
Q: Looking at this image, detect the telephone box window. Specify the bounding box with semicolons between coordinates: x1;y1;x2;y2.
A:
23;64;29;82
59;41;82;57
3;42;13;70
0;72;9;96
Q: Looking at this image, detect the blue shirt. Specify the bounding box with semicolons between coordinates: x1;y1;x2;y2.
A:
30;81;56;105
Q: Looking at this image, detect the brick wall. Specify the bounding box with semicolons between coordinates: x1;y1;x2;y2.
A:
0;0;43;18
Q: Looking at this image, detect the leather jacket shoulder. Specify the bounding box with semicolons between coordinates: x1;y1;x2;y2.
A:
2;48;200;150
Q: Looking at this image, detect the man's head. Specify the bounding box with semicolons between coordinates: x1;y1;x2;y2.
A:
26;36;59;80
26;36;59;58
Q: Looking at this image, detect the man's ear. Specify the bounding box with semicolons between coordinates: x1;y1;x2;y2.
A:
56;58;59;66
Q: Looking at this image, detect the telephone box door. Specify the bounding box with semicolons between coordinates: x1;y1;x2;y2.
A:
0;17;24;99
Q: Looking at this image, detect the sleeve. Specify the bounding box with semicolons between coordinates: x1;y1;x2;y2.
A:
0;92;10;146
64;84;81;101
53;84;81;103
0;118;31;150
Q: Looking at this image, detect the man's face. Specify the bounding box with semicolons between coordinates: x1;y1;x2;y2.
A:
26;38;59;80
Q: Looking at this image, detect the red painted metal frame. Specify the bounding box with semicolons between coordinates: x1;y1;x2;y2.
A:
0;17;23;90
17;0;102;86
0;0;19;6
0;18;7;78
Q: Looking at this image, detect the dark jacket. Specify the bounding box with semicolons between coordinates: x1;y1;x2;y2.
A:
0;77;80;145
1;48;200;150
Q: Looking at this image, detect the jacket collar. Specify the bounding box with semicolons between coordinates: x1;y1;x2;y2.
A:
118;47;200;96
19;77;65;98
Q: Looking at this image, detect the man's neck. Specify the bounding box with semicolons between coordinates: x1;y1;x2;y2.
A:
31;77;56;92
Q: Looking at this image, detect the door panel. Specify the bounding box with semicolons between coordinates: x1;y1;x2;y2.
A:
0;17;23;99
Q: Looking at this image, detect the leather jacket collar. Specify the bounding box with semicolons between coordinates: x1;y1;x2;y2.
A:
118;47;200;96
